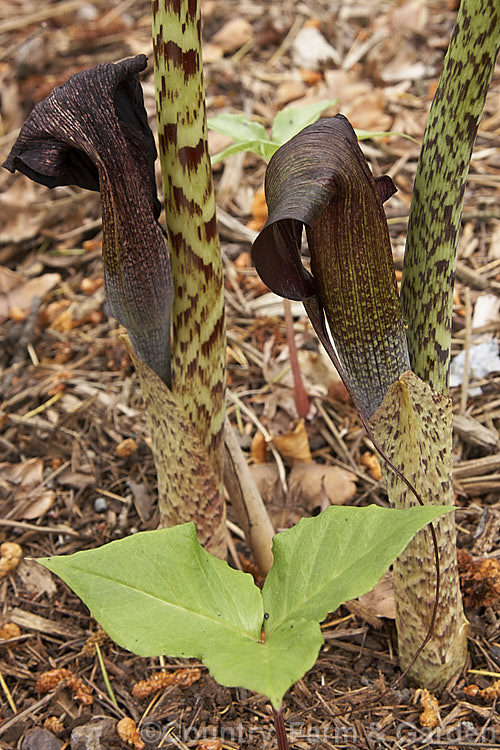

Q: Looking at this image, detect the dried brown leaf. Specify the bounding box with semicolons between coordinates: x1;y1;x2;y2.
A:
0;542;23;578
271;420;312;464
357;571;395;619
288;462;357;511
250;431;269;465
0;268;60;320
0;457;43;486
211;18;253;54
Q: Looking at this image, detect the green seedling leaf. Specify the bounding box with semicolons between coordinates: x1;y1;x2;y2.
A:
262;504;454;636
207;112;269;142
271;100;336;145
355;129;417;142
209;103;338;164
208;113;274;163
39;504;452;709
211;139;277;164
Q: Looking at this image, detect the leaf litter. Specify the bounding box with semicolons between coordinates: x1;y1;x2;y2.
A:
0;0;499;747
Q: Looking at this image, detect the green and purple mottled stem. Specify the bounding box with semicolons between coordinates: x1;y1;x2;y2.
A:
390;0;499;688
152;0;226;554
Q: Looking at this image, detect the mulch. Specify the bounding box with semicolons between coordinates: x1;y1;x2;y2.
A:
0;0;499;748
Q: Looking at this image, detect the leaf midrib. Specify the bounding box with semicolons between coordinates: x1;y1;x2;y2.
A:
47;562;261;642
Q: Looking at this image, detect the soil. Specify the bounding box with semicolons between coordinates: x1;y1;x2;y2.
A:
0;1;499;749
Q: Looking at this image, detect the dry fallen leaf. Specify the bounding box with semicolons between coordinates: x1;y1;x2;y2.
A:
357;571;395;619
0;267;60;321
246;189;268;232
250;459;356;526
250;463;286;511
16;559;57;596
0;458;56;519
0;542;23;578
0;457;43;486
251;431;269;465
211;18;253;54
0;180;50;244
287;462;357;511
272;420;313;464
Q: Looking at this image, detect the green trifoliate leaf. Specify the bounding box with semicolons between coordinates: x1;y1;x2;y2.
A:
38;522;319;709
252;114;410;419
208;113;276;162
211;139;278;164
39;504;453;709
209;102;337;164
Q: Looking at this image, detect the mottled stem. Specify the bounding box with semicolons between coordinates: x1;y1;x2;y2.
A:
391;0;499;688
402;0;499;388
371;373;468;689
152;0;226;552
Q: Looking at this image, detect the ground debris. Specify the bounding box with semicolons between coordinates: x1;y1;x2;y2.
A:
132;667;202;699
457;549;500;608
36;668;93;705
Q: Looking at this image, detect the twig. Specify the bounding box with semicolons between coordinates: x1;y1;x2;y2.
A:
226;389;288;496
223;417;274;575
0;671;17;714
95;642;118;708
0;519;79;536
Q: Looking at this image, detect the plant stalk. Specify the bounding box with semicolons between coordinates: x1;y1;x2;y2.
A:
394;0;499;688
152;0;226;553
273;708;289;750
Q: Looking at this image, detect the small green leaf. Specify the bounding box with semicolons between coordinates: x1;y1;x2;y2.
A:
211;139;277;165
207;112;269;142
262;504;454;635
271;100;336;144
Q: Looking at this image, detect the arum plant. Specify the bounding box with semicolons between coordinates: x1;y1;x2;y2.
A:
252;0;499;689
3;56;173;385
2;54;229;556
